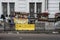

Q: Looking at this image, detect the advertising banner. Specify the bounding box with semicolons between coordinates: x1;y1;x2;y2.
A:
15;24;35;30
14;18;35;30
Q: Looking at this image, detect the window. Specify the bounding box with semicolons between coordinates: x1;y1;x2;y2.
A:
29;3;35;13
29;2;42;23
29;3;35;18
9;3;15;15
29;3;35;24
2;2;7;16
2;2;15;16
36;3;42;13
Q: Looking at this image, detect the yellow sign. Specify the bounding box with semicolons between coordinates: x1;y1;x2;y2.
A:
15;24;35;30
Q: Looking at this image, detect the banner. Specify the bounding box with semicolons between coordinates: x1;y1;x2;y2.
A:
15;24;35;30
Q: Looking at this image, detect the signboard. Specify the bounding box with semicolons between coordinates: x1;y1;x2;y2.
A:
14;18;35;30
15;24;35;30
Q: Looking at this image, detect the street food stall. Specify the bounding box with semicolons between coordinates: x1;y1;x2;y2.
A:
14;12;35;31
35;12;49;31
37;12;49;21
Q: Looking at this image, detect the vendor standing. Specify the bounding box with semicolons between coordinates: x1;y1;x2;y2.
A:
8;14;15;31
1;14;5;31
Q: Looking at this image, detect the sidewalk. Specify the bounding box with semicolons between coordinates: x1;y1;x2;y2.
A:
0;30;59;34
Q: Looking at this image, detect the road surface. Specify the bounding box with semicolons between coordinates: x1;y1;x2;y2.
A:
0;33;60;40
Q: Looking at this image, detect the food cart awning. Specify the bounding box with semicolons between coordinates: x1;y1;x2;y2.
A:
42;12;49;16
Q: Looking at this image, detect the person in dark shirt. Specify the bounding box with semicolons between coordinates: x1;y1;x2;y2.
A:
8;15;15;31
1;14;6;31
1;14;5;19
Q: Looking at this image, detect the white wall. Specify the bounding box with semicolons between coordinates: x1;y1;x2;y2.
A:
16;0;60;18
48;0;60;18
15;0;27;12
0;0;45;17
16;0;45;13
0;0;60;18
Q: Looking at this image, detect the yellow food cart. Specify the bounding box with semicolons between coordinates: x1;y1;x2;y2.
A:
14;12;35;31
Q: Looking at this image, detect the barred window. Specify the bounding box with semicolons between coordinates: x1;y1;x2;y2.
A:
29;3;35;18
2;2;7;16
9;3;15;15
36;3;42;13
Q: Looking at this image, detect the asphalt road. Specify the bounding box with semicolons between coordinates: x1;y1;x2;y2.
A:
0;33;60;40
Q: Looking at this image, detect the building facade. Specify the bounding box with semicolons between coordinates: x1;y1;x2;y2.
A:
0;0;60;18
